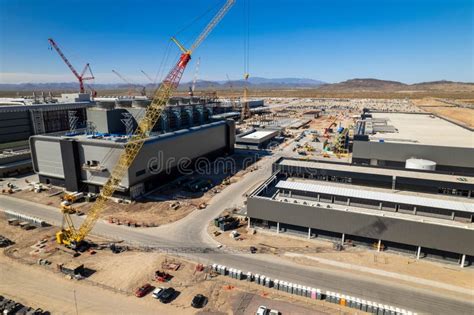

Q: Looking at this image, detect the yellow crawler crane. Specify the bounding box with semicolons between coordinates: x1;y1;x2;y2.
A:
56;0;235;248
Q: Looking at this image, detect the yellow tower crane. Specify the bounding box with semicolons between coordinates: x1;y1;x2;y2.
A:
56;0;235;249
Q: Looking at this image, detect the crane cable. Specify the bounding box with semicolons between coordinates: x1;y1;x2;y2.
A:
243;0;250;80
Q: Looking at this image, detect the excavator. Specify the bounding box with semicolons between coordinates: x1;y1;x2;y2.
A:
56;0;235;249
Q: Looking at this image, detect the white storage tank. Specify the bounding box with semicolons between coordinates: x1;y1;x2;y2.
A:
405;158;436;171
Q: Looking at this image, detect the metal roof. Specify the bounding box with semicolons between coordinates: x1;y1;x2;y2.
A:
242;130;277;140
276;180;474;213
278;158;474;184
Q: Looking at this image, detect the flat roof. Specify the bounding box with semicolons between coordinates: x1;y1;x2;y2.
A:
278;158;474;184
368;113;473;148
242;130;277;140
275;180;474;213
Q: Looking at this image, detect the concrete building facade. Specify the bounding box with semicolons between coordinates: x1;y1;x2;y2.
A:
30;120;235;199
352;112;474;175
247;158;474;267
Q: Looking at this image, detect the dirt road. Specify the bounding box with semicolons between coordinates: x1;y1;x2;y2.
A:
0;255;195;315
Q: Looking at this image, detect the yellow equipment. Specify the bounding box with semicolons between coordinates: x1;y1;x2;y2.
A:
56;0;235;249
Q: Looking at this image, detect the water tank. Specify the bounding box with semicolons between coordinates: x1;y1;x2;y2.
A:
95;100;115;110
405;158;436;171
115;99;133;108
132;99;151;108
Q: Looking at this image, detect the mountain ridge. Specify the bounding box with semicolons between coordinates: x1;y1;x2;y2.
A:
0;78;472;92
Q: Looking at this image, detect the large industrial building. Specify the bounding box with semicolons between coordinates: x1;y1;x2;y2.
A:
30;118;235;199
0;94;93;177
247;157;474;267
1;94;262;178
352;112;474;175
25;95;246;198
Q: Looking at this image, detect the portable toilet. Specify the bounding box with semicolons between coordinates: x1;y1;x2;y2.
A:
246;272;252;281
274;280;279;290
367;301;373;313
377;304;384;315
340;295;346;306
361;300;368;312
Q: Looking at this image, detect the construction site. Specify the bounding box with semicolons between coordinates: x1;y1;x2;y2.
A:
1;0;473;315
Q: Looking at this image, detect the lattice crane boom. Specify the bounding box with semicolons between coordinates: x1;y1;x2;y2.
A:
112;70;146;96
56;0;235;248
48;38;94;93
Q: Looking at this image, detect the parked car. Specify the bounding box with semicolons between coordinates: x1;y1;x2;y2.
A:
249;246;258;254
135;284;153;297
152;287;165;299
269;310;280;315
256;305;268;315
159;288;176;303
191;294;207;308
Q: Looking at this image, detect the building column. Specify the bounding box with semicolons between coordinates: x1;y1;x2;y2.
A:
346;198;350;206
317;194;320;202
289;191;292;198
377;240;382;252
392;176;396;190
277;222;280;234
379;202;383;210
341;233;345;244
460;254;466;268
308;228;311;239
413;206;417;215
416;246;421;259
451;212;455;220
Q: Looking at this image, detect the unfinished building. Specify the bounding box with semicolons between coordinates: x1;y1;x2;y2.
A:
247;158;474;267
0;94;93;177
30;120;235;199
352;112;474;175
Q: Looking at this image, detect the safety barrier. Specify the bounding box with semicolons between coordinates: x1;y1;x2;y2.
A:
3;210;47;227
210;263;416;315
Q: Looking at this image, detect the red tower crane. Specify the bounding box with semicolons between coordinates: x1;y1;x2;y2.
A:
48;38;95;94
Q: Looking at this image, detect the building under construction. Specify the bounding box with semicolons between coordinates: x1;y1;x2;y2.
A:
247;157;474;267
352;112;474;175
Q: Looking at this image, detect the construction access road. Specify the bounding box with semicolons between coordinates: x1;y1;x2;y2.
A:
1;151;473;314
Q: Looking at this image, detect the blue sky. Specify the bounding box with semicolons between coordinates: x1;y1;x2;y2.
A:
0;0;472;84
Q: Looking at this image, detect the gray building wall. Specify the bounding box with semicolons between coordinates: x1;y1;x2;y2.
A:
352;141;474;174
0;111;32;143
30;120;235;196
247;196;474;256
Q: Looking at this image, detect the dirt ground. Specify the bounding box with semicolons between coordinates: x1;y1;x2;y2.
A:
412;97;474;128
5;152;260;227
0;215;358;314
421;106;474;128
209;222;474;291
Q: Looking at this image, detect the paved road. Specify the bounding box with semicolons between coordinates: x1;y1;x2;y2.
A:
1;151;473;314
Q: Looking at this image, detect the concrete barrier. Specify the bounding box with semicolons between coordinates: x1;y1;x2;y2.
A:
213;262;414;315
